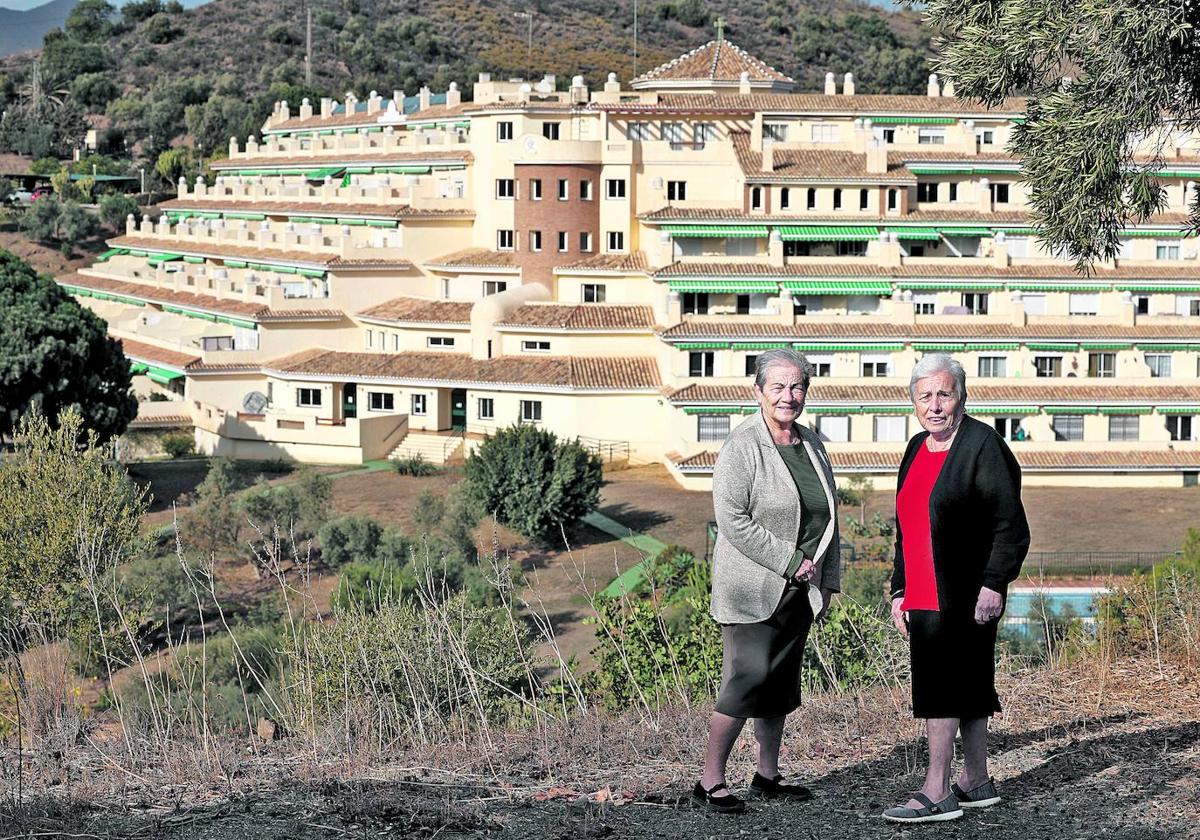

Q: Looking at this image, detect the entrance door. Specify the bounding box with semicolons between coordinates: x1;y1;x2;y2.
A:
343;383;357;419
451;388;467;431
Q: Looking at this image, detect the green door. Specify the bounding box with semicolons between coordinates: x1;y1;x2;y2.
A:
343;382;357;419
451;388;467;431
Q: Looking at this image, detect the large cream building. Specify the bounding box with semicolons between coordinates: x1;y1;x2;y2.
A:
62;38;1200;489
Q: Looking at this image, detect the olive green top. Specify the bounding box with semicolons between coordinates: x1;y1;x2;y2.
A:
776;444;833;577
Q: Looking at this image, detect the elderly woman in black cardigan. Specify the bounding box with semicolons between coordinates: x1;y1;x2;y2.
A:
883;354;1030;824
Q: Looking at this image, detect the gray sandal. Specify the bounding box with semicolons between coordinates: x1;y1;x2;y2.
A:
952;778;1001;809
882;791;964;823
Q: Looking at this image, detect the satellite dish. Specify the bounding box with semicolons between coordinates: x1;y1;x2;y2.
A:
242;391;268;413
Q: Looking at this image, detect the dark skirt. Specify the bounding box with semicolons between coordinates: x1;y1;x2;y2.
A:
909;609;1002;720
714;583;814;719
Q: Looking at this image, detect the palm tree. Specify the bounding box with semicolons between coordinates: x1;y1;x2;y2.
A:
17;64;69;110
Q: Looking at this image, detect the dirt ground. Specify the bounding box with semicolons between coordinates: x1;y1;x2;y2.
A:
0;228;110;276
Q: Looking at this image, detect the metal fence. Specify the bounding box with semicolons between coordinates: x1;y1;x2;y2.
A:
578;436;630;464
1019;550;1181;578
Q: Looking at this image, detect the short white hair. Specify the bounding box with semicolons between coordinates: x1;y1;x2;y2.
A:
754;348;814;391
909;353;967;403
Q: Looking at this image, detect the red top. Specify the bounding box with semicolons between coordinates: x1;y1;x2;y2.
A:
897;444;950;612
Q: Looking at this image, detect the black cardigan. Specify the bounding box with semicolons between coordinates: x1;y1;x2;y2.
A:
890;415;1031;614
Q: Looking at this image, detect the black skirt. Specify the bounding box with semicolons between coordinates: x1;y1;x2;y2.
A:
909;609;1001;720
714;583;814;719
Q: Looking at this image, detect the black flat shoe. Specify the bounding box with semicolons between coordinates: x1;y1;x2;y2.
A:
750;772;813;800
692;781;746;813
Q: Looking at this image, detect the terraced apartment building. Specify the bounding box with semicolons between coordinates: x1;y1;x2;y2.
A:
62;38;1200;489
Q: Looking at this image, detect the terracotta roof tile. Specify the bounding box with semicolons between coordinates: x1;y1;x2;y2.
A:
127;413;193;429
633;40;794;86
554;251;650;273
264;350;661;390
110;235;337;268
326;257;417;269
263;102;475;133
732;133;915;182
659;320;1200;341
669;383;1200;404
638;206;1034;223
653;261;1200;279
210;149;473;169
497;304;657;330
114;337;200;369
596;93;1026;116
426;248;518;269
672;448;1200;472
160;199;474;220
357;296;474;324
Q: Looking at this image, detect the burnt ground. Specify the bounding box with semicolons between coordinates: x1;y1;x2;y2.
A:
5;659;1199;840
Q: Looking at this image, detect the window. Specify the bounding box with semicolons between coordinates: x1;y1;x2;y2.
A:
808;123;837;143
779;188;790;210
836;241;868;257
682;292;709;315
1135;295;1150;315
199;336;234;352
1177;296;1200;316
607;231;625;251
1069;293;1100;316
495;178;515;199
874;416;907;442
808;356;832;377
961;293;989;315
989;182;1011;203
816;415;850;442
520;400;542;423
750;186;763;210
1108;415;1140;441
887;188;898;211
667;180;687;201
365;329;374;350
907;245;926;258
978;356;1007;378
522;340;551;352
698;414;730;442
557;179;569;200
529;178;542;200
483;280;507;296
848;295;881;315
497;121;513;141
859;188;869;210
582;283;606;303
1034;356;1062;377
918;128;946;145
497;229;514;251
1157;241;1181;260
663;122;684;144
1052;414;1085;441
529;230;542;252
557;231;568;252
477;397;494;420
1023;293;1047;316
766;123;791;142
1167;415;1195;441
976;129;995;146
994;416;1024;441
605;178;626;199
368;392;394;412
833;188;842;210
577;178;591;200
427;336;456;348
949;182;959;202
1146;353;1172;377
744;354;759;376
874;127;896;144
917;182;940;202
913;293;936;315
689;351;715;377
861;358;890;377
695;122;716;144
578;231;593;252
392;333;400;352
412;394;427;415
542;122;561;140
806;188;816;210
1088;352;1116;378
296;388;322;407
784;241;810;257
629;121;650;140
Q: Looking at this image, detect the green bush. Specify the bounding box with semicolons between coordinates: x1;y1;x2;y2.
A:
318;514;383;567
160;431;194;458
411;489;445;535
392;453;436;476
332;558;413;610
464;424;603;543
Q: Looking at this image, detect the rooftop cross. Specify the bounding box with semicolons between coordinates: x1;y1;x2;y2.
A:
715;16;726;42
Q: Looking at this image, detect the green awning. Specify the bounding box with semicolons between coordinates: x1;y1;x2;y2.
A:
147;367;184;385
337;218;370;226
864;116;956;125
859;406;909;414
897;280;1004;290
682;406;739;415
183;256;205;264
676;342;731;350
1121;229;1187;237
303;167;345;180
1028;343;1079;351
940;227;993;236
129;362;149;374
1152;170;1200;177
965;343;1020;351
362;219;399;228
297;268;328;278
376;165;432;174
1080;343;1133;350
1159;406;1200;415
782;280;893;295
223;212;267;221
1045;406;1099;415
1098;406;1153;415
973;168;1023;175
1140;344;1200;351
805;406;862;415
662;224;769;238
908;167;975;175
147;253;184;265
96;248;125;261
1010;283;1111;292
888;227;942;240
995;227;1038;235
777;225;879;241
969;406;1041;415
1115;284;1200;293
215;315;258;330
667;280;778;293
791;343;905;352
224;260;248;268
913;342;966;351
292;216;338;225
734;342;792;351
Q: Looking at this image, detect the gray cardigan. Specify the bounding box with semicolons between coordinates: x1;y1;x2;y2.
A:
710;410;841;624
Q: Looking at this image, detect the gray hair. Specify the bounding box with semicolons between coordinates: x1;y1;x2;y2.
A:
909;353;968;403
754;348;814;391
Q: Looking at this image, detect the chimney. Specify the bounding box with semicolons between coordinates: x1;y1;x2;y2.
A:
228;136;239;157
367;90;382;114
320;97;333;118
761;144;774;172
344;91;358;113
569;75;588;104
279;100;290;120
392;90;406;114
299;97;313;119
246;136;259;155
604;72;620;93
446;81;462;107
866;138;887;174
824;72;836;96
843;72;855;96
418;86;431;111
942;79;956;98
739;71;751;95
926;73;940;98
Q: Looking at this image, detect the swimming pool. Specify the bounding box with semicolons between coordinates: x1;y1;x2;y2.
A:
1003;586;1109;630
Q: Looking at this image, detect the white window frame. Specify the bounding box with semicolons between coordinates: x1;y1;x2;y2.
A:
628;121;649;141
477;397;494;420
519;399;542;423
579;231;593;252
913;292;936;315
522;340;551;353
529;230;542;252
808;123;836;143
557;179;569;200
1108;415;1140;441
978;356;1008;378
497;229;514;251
497;121;513;141
411;394;427;416
296;387;322;408
667;180;687;201
697;414;730;442
495;178;515;199
483;280;507;296
542;122;561;140
580;179;592;200
873;415;907;442
426;336;456;348
606;230;625;252
1034;355;1063;377
529;178;542;200
1157;241;1182;260
816;415;850;442
367;391;394;412
1146;353;1172;377
605;178;627;199
582;283;606;303
918;128;946;145
1069;293;1100;316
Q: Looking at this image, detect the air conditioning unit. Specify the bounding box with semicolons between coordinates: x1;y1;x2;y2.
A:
651;177;664;189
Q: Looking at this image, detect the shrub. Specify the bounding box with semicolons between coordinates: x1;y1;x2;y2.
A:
464;424;603;543
318;514;383;567
98;192;139;230
440;483;480;561
160;431;194;458
331;558;413;610
411;489;445;535
392;453;436;476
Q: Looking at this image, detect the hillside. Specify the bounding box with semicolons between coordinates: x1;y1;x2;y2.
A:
0;0;75;56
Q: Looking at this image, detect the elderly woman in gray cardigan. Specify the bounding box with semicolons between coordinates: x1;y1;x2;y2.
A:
694;348;841;813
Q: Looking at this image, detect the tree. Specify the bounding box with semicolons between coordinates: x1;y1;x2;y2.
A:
19;195;63;242
154;147;191;186
0;252;137;443
464;424;603;543
65;0;115;42
921;0;1198;267
121;0;163;23
70;72;120;111
184;94;259;153
141;12;181;44
57;202;100;254
99;192;139;230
